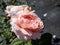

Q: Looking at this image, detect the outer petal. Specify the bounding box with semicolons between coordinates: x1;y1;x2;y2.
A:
5;5;31;17
11;23;41;40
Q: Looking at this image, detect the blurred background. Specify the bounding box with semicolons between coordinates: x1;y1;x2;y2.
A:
0;0;60;45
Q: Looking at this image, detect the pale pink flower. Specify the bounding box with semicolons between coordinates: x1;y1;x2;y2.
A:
5;5;44;40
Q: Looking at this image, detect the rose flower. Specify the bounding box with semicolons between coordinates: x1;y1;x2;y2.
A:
5;5;44;40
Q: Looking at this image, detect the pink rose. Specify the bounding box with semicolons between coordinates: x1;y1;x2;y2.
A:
5;5;44;40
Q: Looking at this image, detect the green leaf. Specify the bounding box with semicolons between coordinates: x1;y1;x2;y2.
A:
2;28;12;39
24;40;32;45
11;38;22;45
0;36;3;42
